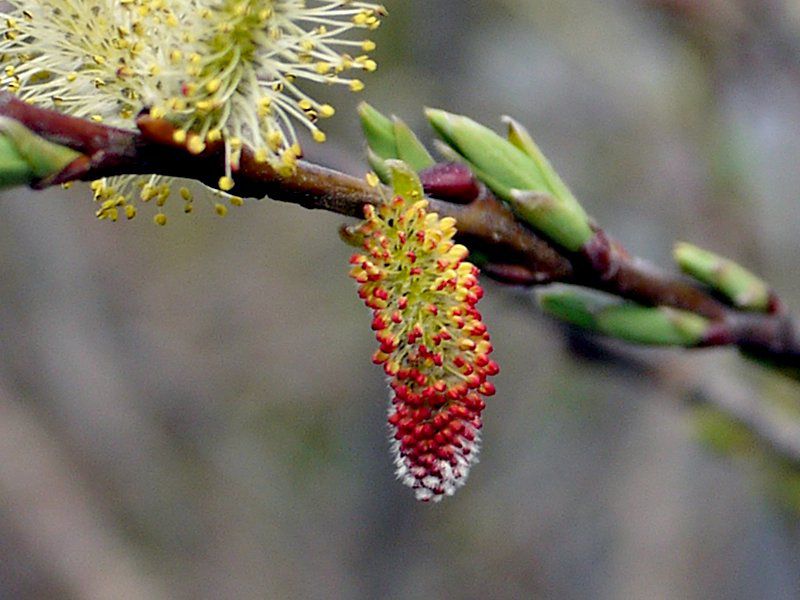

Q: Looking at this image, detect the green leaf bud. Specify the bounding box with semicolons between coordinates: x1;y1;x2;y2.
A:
597;304;711;347
358;102;396;160
503;116;577;211
536;286;616;331
393;117;435;172
674;242;771;312
425;108;544;195
425;108;593;251
367;148;392;184
0;117;81;188
538;285;712;347
0;135;35;187
386;160;425;201
511;190;595;252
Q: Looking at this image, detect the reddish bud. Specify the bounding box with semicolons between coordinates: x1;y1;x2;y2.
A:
418;163;481;204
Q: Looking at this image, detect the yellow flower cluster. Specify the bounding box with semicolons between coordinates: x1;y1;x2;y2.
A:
0;0;384;223
151;0;383;180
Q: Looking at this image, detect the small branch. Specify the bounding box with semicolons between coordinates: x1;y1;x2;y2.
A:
579;230;729;320
1;92;799;366
0;93;572;282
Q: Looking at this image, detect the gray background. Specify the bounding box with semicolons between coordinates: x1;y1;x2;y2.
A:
1;0;800;598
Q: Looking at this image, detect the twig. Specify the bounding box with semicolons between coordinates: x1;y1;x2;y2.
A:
0;93;572;283
1;91;799;366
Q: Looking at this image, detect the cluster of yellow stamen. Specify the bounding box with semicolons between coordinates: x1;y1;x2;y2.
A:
349;187;498;502
90;176;244;225
0;1;173;122
151;0;384;187
0;0;384;223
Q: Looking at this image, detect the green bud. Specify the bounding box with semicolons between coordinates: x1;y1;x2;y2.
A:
359;104;435;181
536;286;616;331
674;242;770;311
393;117;435;172
425;108;543;196
358;102;396;160
0;135;36;187
511;190;595;252
425;108;593;251
0;117;81;188
597;304;711;346
503;116;576;210
430;138;462;164
386;160;425;201
367;148;391;184
538;285;711;346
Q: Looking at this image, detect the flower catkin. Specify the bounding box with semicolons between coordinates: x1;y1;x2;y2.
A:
349;193;499;502
148;0;385;180
0;0;384;222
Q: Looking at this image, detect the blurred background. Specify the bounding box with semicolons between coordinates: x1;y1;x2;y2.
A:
2;0;800;598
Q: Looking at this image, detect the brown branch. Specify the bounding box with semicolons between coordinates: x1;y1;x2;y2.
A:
2;91;799;366
0;93;572;282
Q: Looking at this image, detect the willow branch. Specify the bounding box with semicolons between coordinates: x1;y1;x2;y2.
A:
2;91;799;366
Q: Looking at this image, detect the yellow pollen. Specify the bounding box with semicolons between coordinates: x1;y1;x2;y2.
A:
218;176;235;191
187;136;206;154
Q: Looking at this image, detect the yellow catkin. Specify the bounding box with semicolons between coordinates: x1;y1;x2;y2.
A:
0;0;385;223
